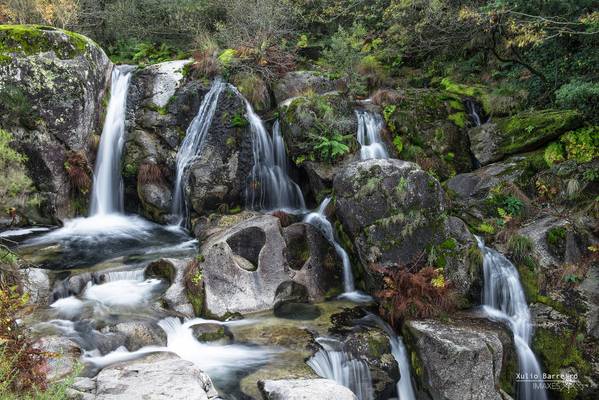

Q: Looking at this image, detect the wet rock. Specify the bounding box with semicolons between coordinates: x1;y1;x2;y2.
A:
146;258;194;317
273;71;342;105
403;318;516;400
259;379;358;400
21;267;51;305
185;86;254;216
468;110;580;165
0;26;111;222
33;335;81;381
200;216;341;318
69;354;222;399
334;159;480;298
123;60;199;222
109;320;167;350
191;323;233;344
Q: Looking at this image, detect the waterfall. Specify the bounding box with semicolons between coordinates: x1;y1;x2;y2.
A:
465;99;488;127
476;236;548;400
304;197;371;302
361;314;416;400
228;87;305;211
90;66;133;216
307;337;374;400
355;110;388;160
172;79;226;225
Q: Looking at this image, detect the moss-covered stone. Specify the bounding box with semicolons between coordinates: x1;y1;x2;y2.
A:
0;25;90;61
496;110;582;154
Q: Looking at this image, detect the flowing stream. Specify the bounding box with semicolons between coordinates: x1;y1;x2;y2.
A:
172;79;226;225
355;110;388;160
304;197;371;302
229;87;306;212
477;236;548;400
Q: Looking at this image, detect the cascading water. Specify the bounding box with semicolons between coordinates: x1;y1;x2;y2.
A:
361;314;416;400
90;66;133;216
464;99;488;127
355;110;388;160
172;79;226;225
307;337;374;400
304;197;371;302
477;236;548;400
228;87;305;211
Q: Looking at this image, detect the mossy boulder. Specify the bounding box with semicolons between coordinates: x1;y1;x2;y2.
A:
376;88;474;181
469;110;581;165
0;24;111;222
402;316;517;400
334;159;480;298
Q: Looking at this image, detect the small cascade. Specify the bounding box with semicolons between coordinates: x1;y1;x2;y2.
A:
229;87;305;211
83;270;162;308
307;337;374;400
304;197;371;302
90;66;133;216
355;110;388;160
172;79;226;225
361;314;416;400
464;99;488;127
476;236;548;400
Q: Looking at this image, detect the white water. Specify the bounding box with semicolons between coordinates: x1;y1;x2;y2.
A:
476;236;548;400
90;66;133;216
362;314;416;400
465;99;488;127
83;273;162;308
172;79;227;225
304;197;371;302
355;110;388;160
84;317;273;379
229;87;305;211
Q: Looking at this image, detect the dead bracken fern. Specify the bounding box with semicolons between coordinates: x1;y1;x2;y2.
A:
64;151;91;194
138;162;165;185
373;264;458;328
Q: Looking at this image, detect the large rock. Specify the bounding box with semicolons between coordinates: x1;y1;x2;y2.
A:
0;25;111;222
468;110;581;165
403;318;516;400
200;216;341;318
185;86;254;216
334;159;481;298
69;354;222;399
123;60;198;222
33;335;81;381
259;379;358;400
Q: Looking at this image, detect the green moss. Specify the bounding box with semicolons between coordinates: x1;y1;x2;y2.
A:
0;25;89;60
532;328;590;400
146;103;168;115
447;112;467;128
496;110;581;154
498;347;518;396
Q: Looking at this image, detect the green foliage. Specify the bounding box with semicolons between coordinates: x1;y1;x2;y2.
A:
314;133;351;162
108;40;187;65
392;136;403;154
560;126;599;164
544;142;566;166
217;48;236;65
556;80;599;122
547;226;566;248
230;112;248;128
0;129;37;215
476;222;495;234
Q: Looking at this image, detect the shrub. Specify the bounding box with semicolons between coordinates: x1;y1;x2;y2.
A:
232;72;269;110
555;80;599;121
560;126;599;164
370;88;402;106
544;142;566;166
374;265;457;327
314;133;351;162
138;162;165;185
